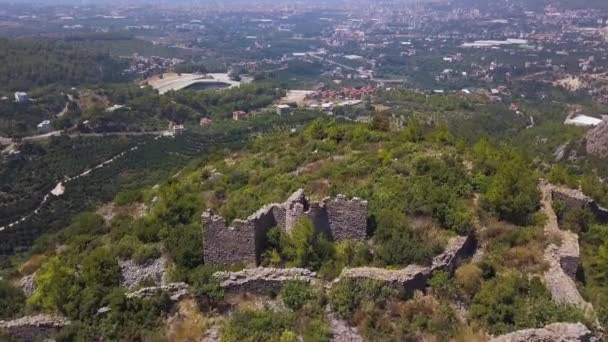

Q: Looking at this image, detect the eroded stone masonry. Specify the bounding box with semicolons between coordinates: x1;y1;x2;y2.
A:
202;189;368;266
551;184;608;224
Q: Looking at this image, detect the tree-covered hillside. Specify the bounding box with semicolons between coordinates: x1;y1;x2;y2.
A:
0;39;128;91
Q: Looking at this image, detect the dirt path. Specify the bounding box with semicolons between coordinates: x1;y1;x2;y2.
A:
539;181;561;236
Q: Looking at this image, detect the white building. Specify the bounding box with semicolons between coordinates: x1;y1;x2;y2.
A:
37;120;52;133
564;115;603;127
14;92;28;103
276;104;292;115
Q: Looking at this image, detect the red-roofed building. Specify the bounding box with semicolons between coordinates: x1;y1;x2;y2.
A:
200;117;213;126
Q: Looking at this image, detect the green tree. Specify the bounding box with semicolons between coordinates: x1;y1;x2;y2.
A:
29;257;76;312
0;280;25;319
281;217;335;270
483;156;540;225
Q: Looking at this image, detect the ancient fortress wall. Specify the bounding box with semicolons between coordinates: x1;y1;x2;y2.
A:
0;315;70;341
551;186;608;224
202;189;369;266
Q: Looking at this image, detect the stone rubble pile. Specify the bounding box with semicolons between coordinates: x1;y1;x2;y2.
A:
119;256;167;290
19;273;36;297
126;282;189;301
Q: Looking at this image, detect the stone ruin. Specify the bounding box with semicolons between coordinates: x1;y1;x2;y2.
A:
490;322;596;342
202;189;368;266
551;185;608;224
542;183;597;321
0;314;70;341
213;267;318;295
336;233;476;294
339;265;431;293
119;256;167;290
430;233;477;276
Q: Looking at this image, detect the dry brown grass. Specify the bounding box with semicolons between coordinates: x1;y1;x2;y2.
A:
165;298;212;342
19;254;47;275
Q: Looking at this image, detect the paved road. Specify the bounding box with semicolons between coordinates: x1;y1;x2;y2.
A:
0;130;170;145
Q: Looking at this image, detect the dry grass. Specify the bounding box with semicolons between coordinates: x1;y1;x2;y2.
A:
19;254;47;275
165;298;213;342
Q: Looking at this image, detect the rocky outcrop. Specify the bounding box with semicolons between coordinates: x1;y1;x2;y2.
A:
126;282;189;301
19;273;36;297
213;267;318;295
339;265;431;294
586;115;608;159
0;314;70;341
430;233;476;276
119;256;167;290
490;322;595;342
203;189;368;266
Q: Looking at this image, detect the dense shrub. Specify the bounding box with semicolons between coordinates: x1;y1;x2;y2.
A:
222;310;295;342
281;281;316;311
0;280;25;319
469;272;587;334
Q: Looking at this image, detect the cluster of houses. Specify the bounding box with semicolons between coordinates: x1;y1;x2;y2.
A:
306;87;376;101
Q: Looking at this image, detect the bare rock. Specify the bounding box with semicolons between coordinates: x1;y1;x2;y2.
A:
491;322;596;342
0;314;70;341
586;116;608;159
213;267;318;295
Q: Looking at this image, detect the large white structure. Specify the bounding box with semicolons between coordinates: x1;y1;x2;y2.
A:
14;92;28;103
564;114;603;127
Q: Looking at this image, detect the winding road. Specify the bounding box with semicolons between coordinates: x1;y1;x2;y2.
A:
0;134;168;232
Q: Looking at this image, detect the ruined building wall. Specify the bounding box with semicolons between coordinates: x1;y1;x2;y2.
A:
202;189;369;266
551;187;608;224
326;195;368;241
202;212;260;266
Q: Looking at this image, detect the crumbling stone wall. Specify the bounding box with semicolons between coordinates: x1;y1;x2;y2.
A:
0;315;70;342
202;212;260;266
551;186;608;224
325;195;368;241
430;233;476;276
339;265;431;294
337;234;475;294
203;189;368;266
213;267;318;295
